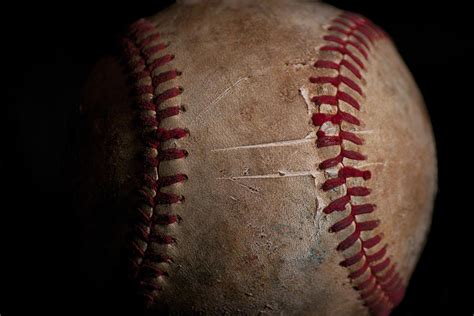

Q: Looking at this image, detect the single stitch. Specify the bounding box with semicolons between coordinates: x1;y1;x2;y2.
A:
121;18;188;306
311;12;405;315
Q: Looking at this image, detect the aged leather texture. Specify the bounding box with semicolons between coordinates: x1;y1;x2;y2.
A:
79;1;437;315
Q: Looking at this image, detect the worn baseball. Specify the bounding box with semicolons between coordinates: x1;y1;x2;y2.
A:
79;0;437;315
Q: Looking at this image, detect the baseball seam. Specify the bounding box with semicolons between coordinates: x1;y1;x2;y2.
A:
122;19;188;306
311;12;405;315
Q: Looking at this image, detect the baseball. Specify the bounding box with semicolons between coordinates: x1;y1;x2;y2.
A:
79;0;437;315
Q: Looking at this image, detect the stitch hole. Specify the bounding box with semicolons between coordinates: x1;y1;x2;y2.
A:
180;104;187;112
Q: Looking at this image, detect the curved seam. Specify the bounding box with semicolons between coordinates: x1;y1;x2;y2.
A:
121;19;188;306
311;12;405;316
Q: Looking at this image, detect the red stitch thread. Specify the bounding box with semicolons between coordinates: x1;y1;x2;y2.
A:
121;18;187;306
310;74;363;95
312;110;361;126
320;45;365;69
311;12;405;315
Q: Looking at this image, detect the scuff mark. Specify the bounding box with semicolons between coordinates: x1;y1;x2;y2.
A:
353;130;376;134
285;61;309;69
217;170;317;180
299;87;314;116
211;137;316;152
189;76;250;126
355;161;387;169
211;76;250;106
223;178;261;194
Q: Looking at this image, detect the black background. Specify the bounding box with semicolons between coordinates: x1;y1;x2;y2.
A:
2;0;472;315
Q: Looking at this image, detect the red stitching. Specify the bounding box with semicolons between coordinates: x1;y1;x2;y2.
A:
372;258;391;273
139;33;161;47
149;54;175;70
352;204;376;215
143;43;169;59
310;74;363;95
340;250;364;267
362;234;383;248
311;12;405;315
328;26;351;36
323;35;369;60
312;110;361;126
320;45;365;70
316;130;364;148
358;275;376;291
153;70;182;86
121;18;187;306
